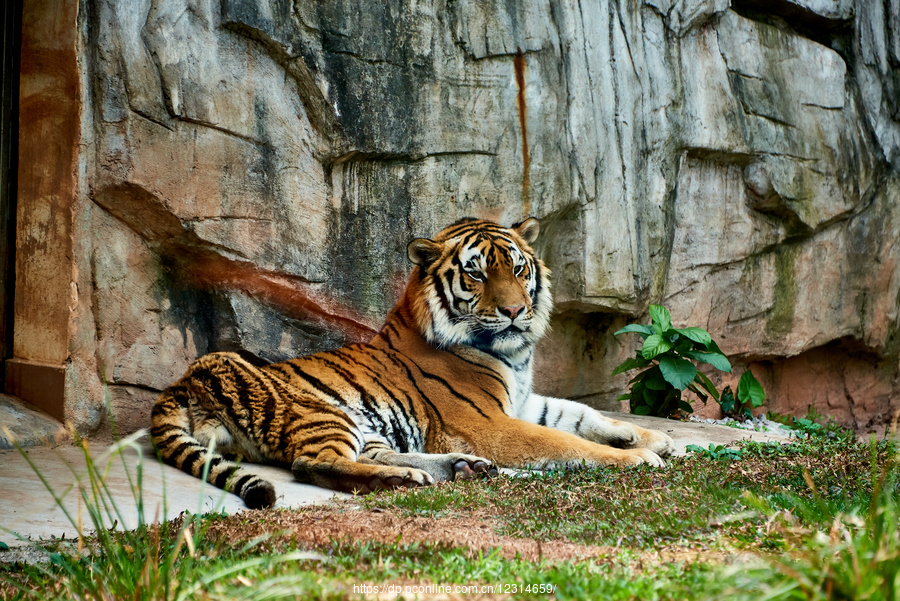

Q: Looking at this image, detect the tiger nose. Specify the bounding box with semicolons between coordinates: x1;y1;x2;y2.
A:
500;305;525;319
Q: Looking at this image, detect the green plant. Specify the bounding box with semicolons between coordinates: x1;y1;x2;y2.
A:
719;371;767;419
613;305;766;418
686;443;744;461
613;305;729;417
731;442;900;600
767;407;856;440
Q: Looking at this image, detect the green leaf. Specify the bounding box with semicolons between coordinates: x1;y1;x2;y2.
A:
643;366;669;391
630;381;646;403
633;405;652;415
737;370;766;407
613;324;654;338
0;541;7;551
678;400;694;414
641;334;673;359
719;386;736;414
683;350;732;373
642;385;658;406
685;444;704;454
674;338;694;354
616;393;632;402
694;371;720;401
674;327;712;346
612;356;651;375
658;355;698;390
629;369;651;385
649;305;671;335
687;383;709;403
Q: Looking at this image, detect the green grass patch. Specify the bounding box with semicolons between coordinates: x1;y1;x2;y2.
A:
243;541;735;601
360;436;897;552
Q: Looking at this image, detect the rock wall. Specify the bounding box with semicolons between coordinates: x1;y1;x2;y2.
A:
69;0;899;435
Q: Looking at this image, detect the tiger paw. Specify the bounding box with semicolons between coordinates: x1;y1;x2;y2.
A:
634;426;676;457
617;448;666;468
587;418;675;458
365;468;433;493
396;452;496;482
450;454;497;480
578;414;641;449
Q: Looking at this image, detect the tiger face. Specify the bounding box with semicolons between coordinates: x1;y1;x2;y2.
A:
407;218;552;362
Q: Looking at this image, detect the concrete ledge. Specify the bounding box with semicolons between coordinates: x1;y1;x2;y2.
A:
0;438;343;548
5;359;66;423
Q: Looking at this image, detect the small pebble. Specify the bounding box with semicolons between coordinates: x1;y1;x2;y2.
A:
688;414;797;438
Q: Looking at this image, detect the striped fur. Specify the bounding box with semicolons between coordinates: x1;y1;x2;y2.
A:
151;218;675;508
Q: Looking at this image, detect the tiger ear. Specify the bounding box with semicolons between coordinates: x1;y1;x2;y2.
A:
407;238;442;266
513;217;540;245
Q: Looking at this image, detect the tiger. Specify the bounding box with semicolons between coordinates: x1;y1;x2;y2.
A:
151;217;675;509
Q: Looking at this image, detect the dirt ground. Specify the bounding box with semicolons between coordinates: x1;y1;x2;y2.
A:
200;499;743;568
205;502;610;562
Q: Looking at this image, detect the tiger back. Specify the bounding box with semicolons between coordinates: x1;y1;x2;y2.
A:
151;218;674;509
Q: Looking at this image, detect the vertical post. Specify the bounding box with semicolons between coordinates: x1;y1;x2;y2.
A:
4;0;79;423
0;0;22;389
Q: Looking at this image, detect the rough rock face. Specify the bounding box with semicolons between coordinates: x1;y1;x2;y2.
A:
69;0;899;435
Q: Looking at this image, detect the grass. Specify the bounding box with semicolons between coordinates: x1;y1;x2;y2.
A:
357;463;740;548
1;423;898;600
360;434;895;549
240;542;734;601
732;441;900;600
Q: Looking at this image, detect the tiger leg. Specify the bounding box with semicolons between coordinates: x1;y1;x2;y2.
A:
465;415;666;470
151;357;277;509
291;448;434;494
520;394;675;456
280;391;437;494
357;442;497;482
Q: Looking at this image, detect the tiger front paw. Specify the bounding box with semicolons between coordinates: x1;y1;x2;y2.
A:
450;454;497;480
363;468;433;493
634;426;676;457
615;448;666;468
585;419;640;448
588;419;675;458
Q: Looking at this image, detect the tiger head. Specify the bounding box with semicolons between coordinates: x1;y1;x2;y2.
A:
406;218;552;363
